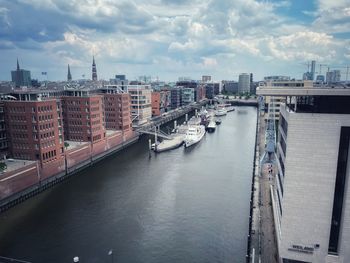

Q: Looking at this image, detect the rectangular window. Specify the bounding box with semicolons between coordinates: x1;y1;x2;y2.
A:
280;115;288;138
280;135;287;157
282;259;311;263
328;127;350;254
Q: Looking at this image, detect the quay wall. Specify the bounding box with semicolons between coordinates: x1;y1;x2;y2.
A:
0;130;139;213
246;108;260;262
0;162;38;200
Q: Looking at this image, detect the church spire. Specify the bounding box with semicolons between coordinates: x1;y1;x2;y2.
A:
67;64;72;81
92;56;97;81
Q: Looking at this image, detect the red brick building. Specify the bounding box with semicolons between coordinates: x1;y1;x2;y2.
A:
4;99;64;164
61;95;105;143
151;92;161;116
103;93;132;131
0;101;9;159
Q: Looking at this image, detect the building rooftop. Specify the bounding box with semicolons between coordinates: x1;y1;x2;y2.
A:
256;85;350;97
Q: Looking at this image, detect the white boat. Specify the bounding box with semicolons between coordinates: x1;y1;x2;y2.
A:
206;120;216;133
188;116;201;126
226;106;235;112
215;108;227;116
154;134;184;152
184;125;206;148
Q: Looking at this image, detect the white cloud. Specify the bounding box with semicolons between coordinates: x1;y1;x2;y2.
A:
0;0;349;81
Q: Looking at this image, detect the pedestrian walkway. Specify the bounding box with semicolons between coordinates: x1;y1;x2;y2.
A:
250;115;278;263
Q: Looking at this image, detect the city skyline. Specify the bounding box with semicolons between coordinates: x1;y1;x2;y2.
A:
0;0;349;81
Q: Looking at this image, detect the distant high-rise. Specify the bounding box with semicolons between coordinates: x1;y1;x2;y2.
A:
202;75;211;83
115;75;126;81
326;70;341;83
316;75;325;83
238;73;250;93
303;72;313;81
92;56;97;81
11;59;31;87
67;64;72;81
311;60;316;80
264;76;290;81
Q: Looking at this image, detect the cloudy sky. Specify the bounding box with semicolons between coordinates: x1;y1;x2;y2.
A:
0;0;349;82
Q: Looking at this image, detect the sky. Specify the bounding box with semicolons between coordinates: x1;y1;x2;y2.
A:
0;0;350;82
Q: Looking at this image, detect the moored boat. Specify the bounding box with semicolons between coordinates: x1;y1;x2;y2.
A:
215;118;222;125
206;120;216;133
215;108;227;116
154;134;185;152
226;106;235;112
184;125;206;148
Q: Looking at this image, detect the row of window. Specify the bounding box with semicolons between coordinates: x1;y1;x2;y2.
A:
8;106;26;113
104;97;122;101
39;122;55;131
105;105;123;110
37;114;54;122
13;143;31;150
11;124;27;130
33;131;55;140
12;133;28;139
0;141;8;148
35;140;56;149
91;106;100;112
13;153;31;160
69;135;84;141
32;105;54;112
62;100;89;106
42;149;57;161
9;115;26;122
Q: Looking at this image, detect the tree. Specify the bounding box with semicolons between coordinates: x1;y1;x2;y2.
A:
0;162;7;172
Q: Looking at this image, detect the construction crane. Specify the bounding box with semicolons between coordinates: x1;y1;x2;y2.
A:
317;64;328;74
300;62;311;72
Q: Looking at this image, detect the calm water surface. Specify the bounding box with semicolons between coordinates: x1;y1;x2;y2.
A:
0;107;257;263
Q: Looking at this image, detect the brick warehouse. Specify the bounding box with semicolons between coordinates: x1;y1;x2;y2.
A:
61;95;106;143
4;99;64;164
0;88;137;206
103;93;132;131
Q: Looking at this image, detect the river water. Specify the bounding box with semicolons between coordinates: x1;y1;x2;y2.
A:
0;106;257;263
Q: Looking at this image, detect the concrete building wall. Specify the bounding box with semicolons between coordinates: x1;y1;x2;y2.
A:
128;86;152;126
181;88;195;105
277;105;350;263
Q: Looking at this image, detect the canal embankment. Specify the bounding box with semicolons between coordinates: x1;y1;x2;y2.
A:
248;112;278;263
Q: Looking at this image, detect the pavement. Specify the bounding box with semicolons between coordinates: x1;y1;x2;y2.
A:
250;114;278;263
0;159;36;174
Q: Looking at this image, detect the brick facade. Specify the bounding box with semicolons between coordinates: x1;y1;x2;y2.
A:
61;95;106;143
4;99;64;165
103;93;132;131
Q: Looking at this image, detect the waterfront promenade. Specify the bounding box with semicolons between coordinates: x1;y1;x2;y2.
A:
249;113;278;263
